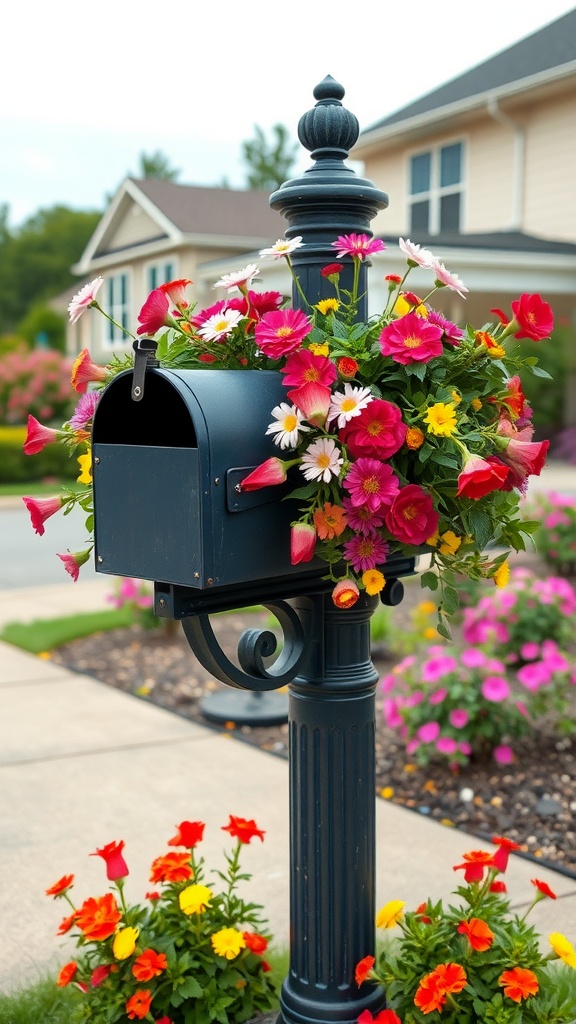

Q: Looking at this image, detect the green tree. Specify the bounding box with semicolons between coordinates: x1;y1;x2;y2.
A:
17;303;66;352
241;124;298;190
135;150;181;181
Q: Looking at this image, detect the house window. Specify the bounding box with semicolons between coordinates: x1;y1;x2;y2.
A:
103;272;130;346
147;260;176;292
408;142;463;235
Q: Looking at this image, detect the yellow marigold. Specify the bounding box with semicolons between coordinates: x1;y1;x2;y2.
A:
426;530;440;548
77;452;92;484
315;298;339;315
113;926;139;961
550;933;576;968
423;626;440;640
418;600;437;616
493;561;510;588
362;569;385;596
405;426;425;450
393;295;427;318
376;899;405;929
451;390;462;405
309;342;330;356
211;927;246;960
179;884;213;916
471;398;483;411
439;530;462;556
423;402;457;437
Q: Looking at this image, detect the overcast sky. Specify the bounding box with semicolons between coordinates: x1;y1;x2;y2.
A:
2;0;575;229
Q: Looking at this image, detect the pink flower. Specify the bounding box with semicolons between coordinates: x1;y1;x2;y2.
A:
520;642;540;662
71;349;108;394
254;309;313;359
431;259;468;298
332;578;360;609
429;688;448;705
287;382;331;427
331;233;385;260
342;497;387;533
399;238;434;268
23;415;64;455
384;484;439;545
436;736;458;754
190;299;228;328
90;839;129;881
497;436;549;489
426;309;464;345
339;399;407;460
67;277;104;324
417;721;440;743
343;532;389;572
343;458;400;513
379;312;443;365
290;523;317;565
450;709;469;729
510;293;554;341
158;278;192;309
421;655;458;683
68;391;99;431
516;662;551;691
493;745;514;765
281;349;337;388
481;675;511;702
456;452;510;499
57;549;92;582
384;697;403;729
137;288;171;336
22;495;65;536
460;648;487;668
240;458;292;492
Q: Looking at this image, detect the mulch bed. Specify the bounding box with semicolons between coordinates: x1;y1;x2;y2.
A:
50;560;576;880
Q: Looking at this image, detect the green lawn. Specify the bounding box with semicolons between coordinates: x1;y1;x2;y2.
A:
0;607;135;653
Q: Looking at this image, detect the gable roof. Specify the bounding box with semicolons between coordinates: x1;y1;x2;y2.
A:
359;8;576;138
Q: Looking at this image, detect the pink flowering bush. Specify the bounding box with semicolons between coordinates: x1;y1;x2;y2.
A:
108;576;156;629
23;238;555;626
0;344;74;425
521;491;576;575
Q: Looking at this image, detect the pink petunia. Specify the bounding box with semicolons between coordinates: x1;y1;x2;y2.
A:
449;709;469;729
339;399;407;460
516;662;551;691
436;736;458;755
57;549;92;582
493;745;514;765
379;312;443;366
254;309;313;359
137;288;172;336
22;495;65;536
429;688;448;705
23;415;64;455
417;721;440;743
343;458;400;513
421;655;458;683
481;676;511;702
460;648;487;668
158;278;192;309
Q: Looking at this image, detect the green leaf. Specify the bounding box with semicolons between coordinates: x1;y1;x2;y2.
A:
420;570;438;591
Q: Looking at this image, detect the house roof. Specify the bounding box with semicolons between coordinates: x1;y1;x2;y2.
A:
360;8;576;137
129;179;286;237
376;230;576;257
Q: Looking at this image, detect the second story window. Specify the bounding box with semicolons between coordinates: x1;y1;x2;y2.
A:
409;142;463;236
104;272;130;347
147;261;176;292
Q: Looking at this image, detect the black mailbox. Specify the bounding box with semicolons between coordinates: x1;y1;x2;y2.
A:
92;367;320;590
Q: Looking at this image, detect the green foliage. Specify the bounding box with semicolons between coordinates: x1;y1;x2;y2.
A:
241;124;298;190
0;607;135;654
135;149;181;181
17;304;66;352
0;974;77;1024
0;426;78;483
513;327;574;436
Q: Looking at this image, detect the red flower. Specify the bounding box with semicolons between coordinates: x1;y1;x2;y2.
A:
126;988;153;1020
337;357;359;380
22;495;65;536
240;457;290;492
243;932;269;954
490;880;507;893
332;578;360;609
137;289;171;336
379;312;443;365
132;949;168;982
254;308;313;359
76;893;121;941
385;484;439;546
491;835;521;871
167;820;205;848
90;839;129;881
340;399;407;460
149;852;193;884
91;964;114;987
531;878;557;899
71;348;108;393
158;278;192;310
56;912;77;935
45;873;74;897
23;415;64;455
453;850;495;883
355;955;375;985
497;436;549;490
320;262;344;278
414;902;431;924
456;453;510;499
358;1011;401;1024
510;293;554;341
498;967;539;1002
229;289;284;320
434;962;467;993
57;548;92;582
57;962;78;988
221;815;265;844
291;522;317;564
457;917;494;951
385;274;402;284
414;972;446;1014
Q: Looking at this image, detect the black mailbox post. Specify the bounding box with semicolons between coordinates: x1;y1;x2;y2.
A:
93;76;415;1024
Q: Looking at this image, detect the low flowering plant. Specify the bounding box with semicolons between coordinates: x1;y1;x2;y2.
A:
46;815;276;1024
23;235;554;630
355;837;576;1024
521;490;576;576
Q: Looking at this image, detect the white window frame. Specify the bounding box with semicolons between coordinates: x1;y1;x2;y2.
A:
408;139;465;235
145;257;178;294
102;268;132;349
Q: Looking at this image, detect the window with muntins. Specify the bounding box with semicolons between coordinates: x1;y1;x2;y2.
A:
408;141;463;235
147;260;176;292
104;273;130;347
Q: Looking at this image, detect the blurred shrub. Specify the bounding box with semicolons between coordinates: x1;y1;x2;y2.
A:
0;426;78;483
16;303;66;352
522;490;576;575
0;345;74;425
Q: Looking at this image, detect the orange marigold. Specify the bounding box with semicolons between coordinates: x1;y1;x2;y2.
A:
57;962;78;987
414;972;446;1014
126;988;153;1020
434;962;467;994
56;912;77;936
313;501;348;540
499;967;539;1002
405;426;425;450
45;873;74;897
457;917;494;952
149;851;193;884
76;893;121;941
132;949;168;982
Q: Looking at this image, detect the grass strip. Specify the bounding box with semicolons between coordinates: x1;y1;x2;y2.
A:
0;606;135;653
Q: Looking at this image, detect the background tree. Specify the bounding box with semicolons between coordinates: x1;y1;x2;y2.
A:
241;124;298;190
135;150;181;182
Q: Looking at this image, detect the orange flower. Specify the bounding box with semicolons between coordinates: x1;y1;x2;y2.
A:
221;815;265;844
57;961;78;987
531;878;557;899
355;955;375;986
149;851;193;884
457;917;494;952
313;501;348;540
332;578;360;609
414;972;446;1014
434;962;467;994
126;988;153;1020
406;426;425;450
337;357;359;379
498;967;539;1002
453;850;495;882
132;949;168;982
76;893;121;941
56;912;77;936
71;349;108;394
243;932;268;954
45;873;74;897
414;902;431;924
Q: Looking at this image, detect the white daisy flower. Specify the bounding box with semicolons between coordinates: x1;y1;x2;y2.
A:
327;384;373;429
259;237;303;259
399;238;435;269
213;264;259;291
197;309;244;341
265;403;310;450
300;437;344;483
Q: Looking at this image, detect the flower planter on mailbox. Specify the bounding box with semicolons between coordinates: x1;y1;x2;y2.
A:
92;366;322;590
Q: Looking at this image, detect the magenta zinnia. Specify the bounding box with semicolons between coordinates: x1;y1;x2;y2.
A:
379;312;443;365
254;309;313;359
343;458;400;513
343;532;389;572
332;233;385;260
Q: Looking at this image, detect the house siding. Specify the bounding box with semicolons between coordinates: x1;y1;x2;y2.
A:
523;93;576;241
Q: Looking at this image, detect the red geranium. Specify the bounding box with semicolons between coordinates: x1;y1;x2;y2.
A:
221;815;265;844
384;484;439;546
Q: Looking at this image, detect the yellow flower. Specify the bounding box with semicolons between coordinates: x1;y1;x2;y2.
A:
451;390;462;405
376;899;405;929
418;601;437;616
393;295;427;317
423;626;439;640
493;561;510;588
471;398;483;411
439;530;462;556
423;402;457;437
211;927;246;960
179;883;213;915
426;530;440;548
77;452;92;484
362;569;385;596
315;298;339;315
549;933;576;968
309;342;330;356
487;343;506;359
113;926;139;960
